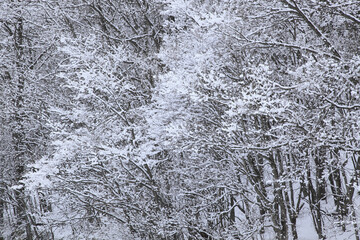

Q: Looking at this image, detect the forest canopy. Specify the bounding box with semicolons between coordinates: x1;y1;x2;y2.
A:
0;0;360;239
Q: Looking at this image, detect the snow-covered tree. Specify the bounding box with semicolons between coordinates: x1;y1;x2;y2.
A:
1;0;358;239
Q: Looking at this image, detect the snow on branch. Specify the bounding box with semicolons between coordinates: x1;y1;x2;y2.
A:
280;0;342;59
324;98;360;109
322;0;360;24
246;40;341;60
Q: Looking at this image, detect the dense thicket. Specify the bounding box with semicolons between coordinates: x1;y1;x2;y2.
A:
1;0;359;239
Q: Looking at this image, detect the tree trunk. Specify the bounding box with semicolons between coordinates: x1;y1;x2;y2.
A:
11;16;33;240
0;189;3;240
307;170;325;240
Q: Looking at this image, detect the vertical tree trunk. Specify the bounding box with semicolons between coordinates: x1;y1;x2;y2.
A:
0;189;3;240
314;148;326;201
230;195;235;223
351;204;360;240
268;152;288;240
307;169;325;240
11;16;33;240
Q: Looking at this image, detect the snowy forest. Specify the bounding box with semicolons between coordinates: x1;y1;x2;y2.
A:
0;0;359;239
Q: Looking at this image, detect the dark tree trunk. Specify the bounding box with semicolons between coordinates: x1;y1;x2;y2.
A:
11;16;33;240
0;189;3;240
307;170;325;240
